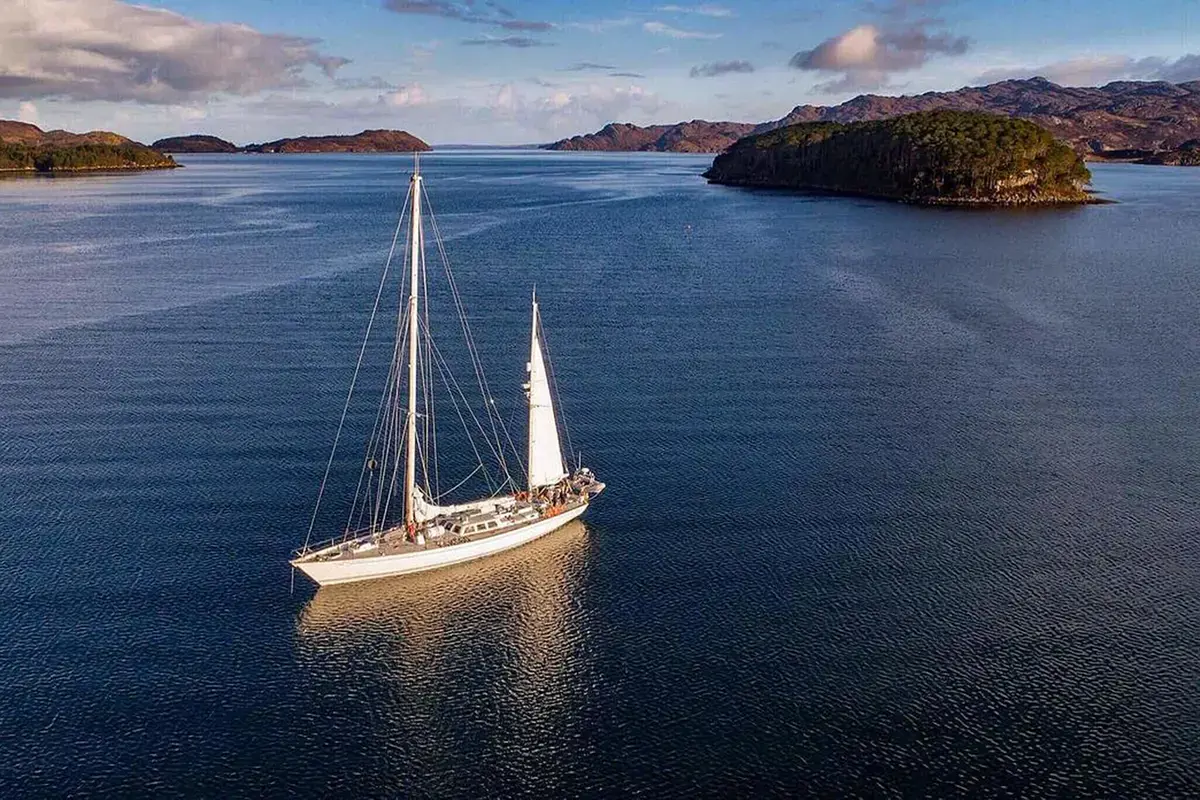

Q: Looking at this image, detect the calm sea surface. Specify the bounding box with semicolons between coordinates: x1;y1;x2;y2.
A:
2;153;1199;797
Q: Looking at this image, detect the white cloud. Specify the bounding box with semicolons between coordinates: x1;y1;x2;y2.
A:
17;101;40;125
482;81;669;133
690;60;755;78
384;84;429;107
0;0;347;104
176;105;209;122
566;17;638;33
383;0;552;33
407;40;441;69
494;84;517;112
643;21;722;40
974;54;1200;86
461;35;554;48
657;5;734;17
790;23;968;91
28;74;674;145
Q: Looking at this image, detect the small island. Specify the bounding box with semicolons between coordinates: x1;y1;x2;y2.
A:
0;121;177;174
151;134;240;153
703;111;1094;206
153;130;431;154
1137;140;1200;166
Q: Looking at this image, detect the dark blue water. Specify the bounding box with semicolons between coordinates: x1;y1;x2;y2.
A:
2;154;1199;797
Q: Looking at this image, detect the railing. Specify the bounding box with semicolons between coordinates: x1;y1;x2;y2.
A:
292;528;376;558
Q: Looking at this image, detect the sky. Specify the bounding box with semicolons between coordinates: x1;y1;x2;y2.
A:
3;0;1200;145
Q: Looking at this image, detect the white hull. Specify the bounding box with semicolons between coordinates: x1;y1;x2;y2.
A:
293;504;588;586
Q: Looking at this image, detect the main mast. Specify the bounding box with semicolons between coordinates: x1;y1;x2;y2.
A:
527;290;538;493
403;160;422;530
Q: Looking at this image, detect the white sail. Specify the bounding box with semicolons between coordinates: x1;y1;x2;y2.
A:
526;296;567;489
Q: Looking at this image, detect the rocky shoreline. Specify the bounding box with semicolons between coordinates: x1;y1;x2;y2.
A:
0;162;179;175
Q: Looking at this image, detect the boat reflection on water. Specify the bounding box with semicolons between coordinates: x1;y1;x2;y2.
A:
293;521;594;791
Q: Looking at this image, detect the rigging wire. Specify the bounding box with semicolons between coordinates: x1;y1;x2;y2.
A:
378;302;411;531
422;185;520;488
420;214;438;500
424;323;501;494
302;187;410;552
437;462;485;499
373;227;414;534
537;308;576;465
345;305;405;537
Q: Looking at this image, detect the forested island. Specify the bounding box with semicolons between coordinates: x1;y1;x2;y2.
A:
704;111;1092;206
153;130;431;153
0;121;176;173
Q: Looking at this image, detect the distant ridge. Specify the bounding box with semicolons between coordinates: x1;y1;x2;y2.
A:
1;120;137;148
154;130;431;154
545;120;756;153
543;78;1200;158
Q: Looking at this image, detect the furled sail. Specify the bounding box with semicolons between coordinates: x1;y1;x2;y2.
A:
526;297;567;489
411;486;506;524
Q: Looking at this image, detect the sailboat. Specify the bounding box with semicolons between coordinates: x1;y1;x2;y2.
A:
290;159;604;587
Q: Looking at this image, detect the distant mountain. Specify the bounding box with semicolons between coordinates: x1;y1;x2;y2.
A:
153;135;239;153
772;78;1200;155
545;120;756;153
153;129;431;154
543;78;1200;157
0;121;176;173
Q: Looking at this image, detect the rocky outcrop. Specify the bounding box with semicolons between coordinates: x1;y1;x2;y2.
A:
704;111;1093;206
